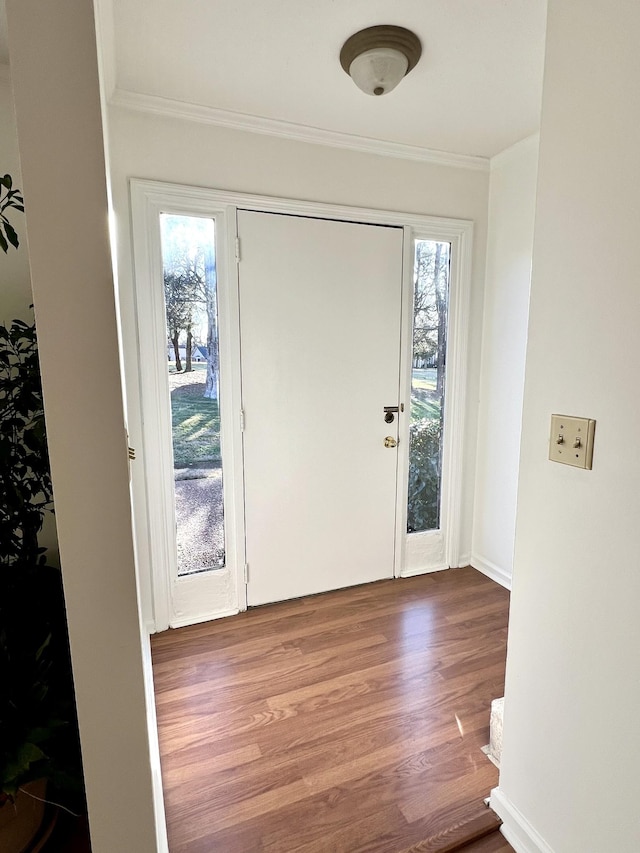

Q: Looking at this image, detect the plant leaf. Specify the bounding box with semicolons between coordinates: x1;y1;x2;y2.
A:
3;221;19;250
2;742;46;790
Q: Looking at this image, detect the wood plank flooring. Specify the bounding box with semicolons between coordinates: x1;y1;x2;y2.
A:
152;567;513;852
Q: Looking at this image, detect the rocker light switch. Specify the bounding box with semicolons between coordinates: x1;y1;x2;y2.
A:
549;414;595;469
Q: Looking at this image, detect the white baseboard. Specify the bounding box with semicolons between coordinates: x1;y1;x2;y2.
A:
470;554;512;590
490;788;555;853
400;563;449;578
140;635;169;852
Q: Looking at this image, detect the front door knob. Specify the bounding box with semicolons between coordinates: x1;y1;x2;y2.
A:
384;436;398;448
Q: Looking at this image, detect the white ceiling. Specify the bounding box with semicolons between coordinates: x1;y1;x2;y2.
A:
1;1;548;160
111;0;547;159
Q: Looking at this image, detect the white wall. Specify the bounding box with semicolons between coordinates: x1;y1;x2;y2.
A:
492;2;640;851
6;1;165;850
472;136;539;588
0;69;30;321
107;106;491;625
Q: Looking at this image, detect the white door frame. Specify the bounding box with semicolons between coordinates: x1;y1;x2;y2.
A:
130;181;246;630
396;225;472;577
129;179;473;632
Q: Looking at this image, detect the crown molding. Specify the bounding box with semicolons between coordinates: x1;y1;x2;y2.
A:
110;88;490;172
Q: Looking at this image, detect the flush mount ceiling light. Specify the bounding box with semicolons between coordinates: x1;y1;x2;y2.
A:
340;25;422;96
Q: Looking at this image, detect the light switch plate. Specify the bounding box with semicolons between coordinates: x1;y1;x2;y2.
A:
549;414;595;469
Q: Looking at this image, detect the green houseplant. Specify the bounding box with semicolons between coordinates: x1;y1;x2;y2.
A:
0;174;84;846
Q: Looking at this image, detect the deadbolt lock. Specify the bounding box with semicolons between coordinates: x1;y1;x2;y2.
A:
384;436;398;448
384;404;400;424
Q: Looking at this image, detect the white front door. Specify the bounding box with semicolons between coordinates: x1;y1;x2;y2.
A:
238;210;404;606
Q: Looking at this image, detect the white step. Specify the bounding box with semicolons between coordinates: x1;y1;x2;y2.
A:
489;696;504;765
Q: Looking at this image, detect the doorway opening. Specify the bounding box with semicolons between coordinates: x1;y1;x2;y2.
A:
129;181;471;629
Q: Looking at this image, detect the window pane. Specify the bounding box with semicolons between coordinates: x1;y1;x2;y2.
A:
160;214;225;575
407;240;451;533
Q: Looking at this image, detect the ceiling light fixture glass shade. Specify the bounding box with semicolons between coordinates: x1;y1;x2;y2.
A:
340;25;422;97
348;48;409;96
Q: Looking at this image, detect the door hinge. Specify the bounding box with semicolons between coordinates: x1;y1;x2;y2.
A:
126;430;135;482
244;563;249;583
240;408;245;432
235;237;241;263
125;429;135;459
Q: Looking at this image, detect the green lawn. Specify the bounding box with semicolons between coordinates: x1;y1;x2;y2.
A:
410;395;441;422
411;368;441;423
169;369;221;467
171;396;220;466
411;368;437;392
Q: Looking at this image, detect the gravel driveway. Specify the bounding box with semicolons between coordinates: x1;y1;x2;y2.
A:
174;468;225;575
168;367;226;575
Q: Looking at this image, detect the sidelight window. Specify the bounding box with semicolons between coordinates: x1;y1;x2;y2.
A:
159;213;225;575
407;239;451;533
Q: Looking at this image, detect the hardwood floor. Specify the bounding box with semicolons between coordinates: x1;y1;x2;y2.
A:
152;567;513;852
